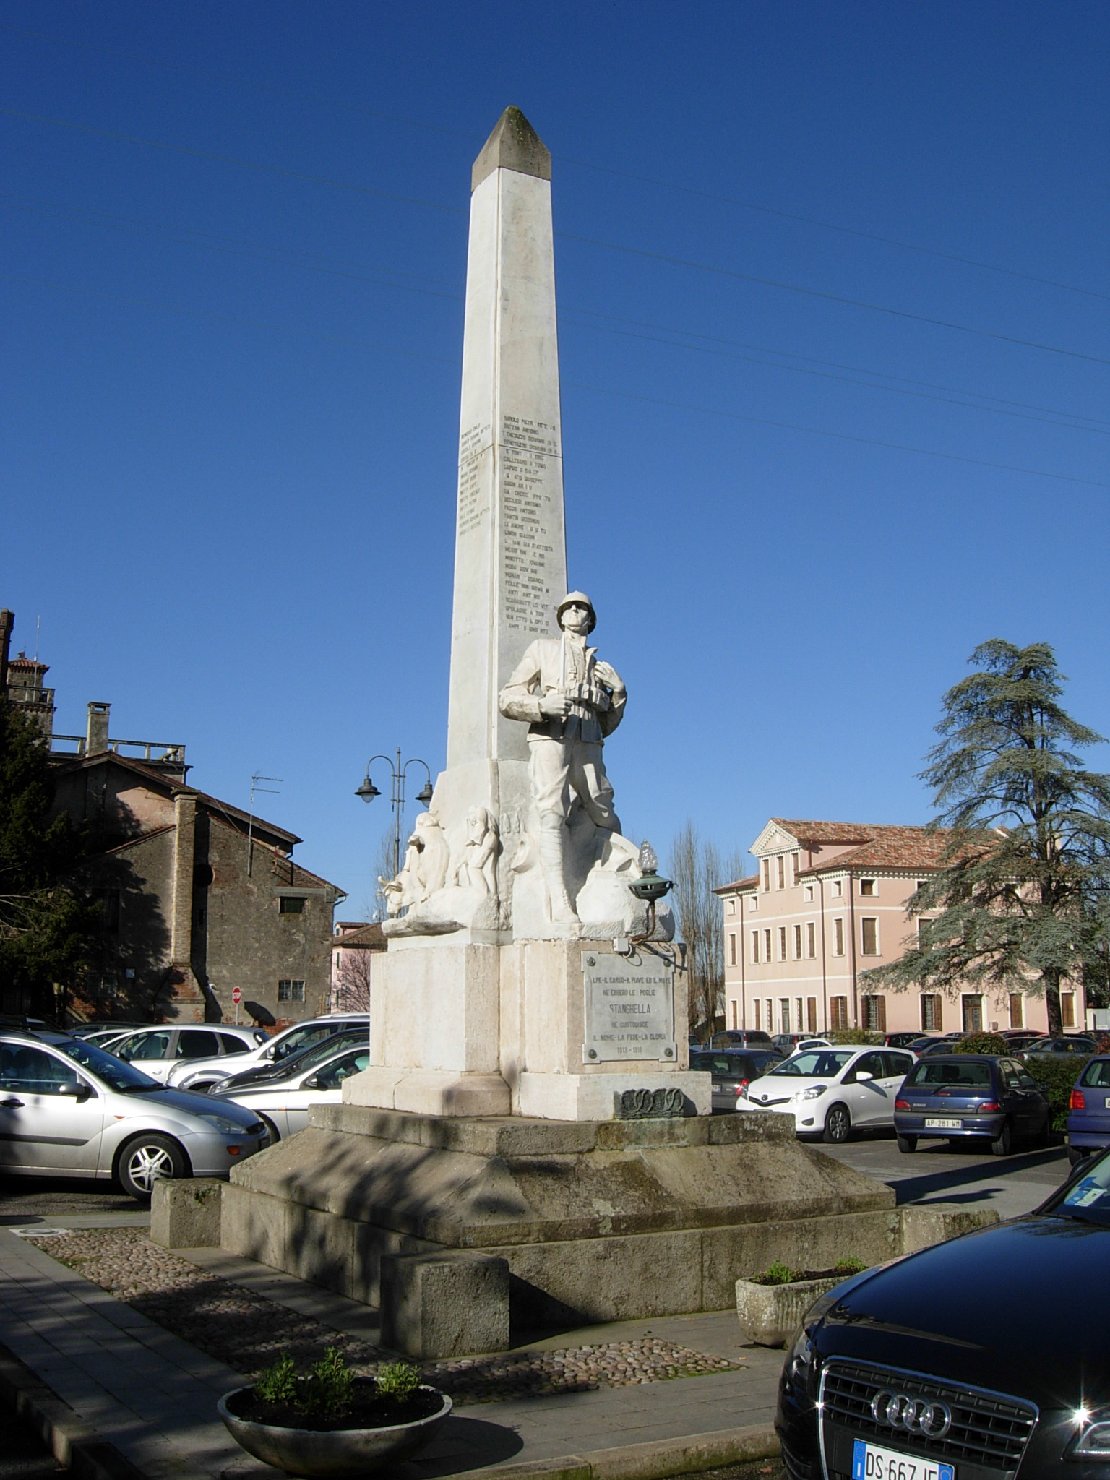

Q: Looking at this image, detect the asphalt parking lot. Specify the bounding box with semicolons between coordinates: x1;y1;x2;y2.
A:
814;1128;1072;1220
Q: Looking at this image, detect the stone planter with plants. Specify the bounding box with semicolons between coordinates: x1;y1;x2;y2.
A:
218;1348;451;1477
736;1257;868;1348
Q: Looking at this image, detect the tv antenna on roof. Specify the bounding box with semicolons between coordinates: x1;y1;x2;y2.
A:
247;772;283;876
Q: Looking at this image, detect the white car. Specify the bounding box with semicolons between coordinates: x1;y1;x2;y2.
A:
215;1044;371;1143
164;1013;370;1093
107;1024;267;1083
735;1045;915;1143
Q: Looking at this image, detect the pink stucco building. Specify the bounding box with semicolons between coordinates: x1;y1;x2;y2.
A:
716;818;1081;1039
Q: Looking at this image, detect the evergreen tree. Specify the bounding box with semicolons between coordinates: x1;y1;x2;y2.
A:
0;698;96;1009
867;640;1110;1033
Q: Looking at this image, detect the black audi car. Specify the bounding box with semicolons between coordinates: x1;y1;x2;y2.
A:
777;1150;1110;1479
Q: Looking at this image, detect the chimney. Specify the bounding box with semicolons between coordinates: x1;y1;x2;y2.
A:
86;701;111;754
0;609;12;694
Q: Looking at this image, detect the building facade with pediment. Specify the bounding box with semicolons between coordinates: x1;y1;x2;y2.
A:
716;818;1077;1040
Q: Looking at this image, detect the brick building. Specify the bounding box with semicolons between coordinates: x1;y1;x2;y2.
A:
717;818;1078;1040
1;609;344;1026
48;705;344;1026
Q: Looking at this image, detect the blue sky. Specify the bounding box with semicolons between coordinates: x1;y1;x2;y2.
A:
3;1;1107;915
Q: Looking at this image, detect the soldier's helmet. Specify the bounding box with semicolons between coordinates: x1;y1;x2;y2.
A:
555;591;596;633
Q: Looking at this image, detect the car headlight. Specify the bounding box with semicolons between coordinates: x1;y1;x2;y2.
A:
801;1084;828;1101
195;1110;253;1135
1071;1407;1110;1459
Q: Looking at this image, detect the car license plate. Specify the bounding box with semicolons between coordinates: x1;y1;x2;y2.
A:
712;1083;723;1092
924;1117;961;1129
852;1437;954;1479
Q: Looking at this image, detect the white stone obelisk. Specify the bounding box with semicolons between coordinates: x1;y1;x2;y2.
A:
434;108;568;876
346;109;706;1120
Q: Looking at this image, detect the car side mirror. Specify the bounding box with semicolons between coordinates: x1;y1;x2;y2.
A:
854;1071;873;1083
58;1079;93;1100
303;1074;321;1089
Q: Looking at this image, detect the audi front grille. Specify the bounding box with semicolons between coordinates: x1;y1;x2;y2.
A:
819;1358;1036;1476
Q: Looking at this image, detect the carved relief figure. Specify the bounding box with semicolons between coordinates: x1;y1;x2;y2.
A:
454;805;500;897
382;810;450;916
498;591;626;924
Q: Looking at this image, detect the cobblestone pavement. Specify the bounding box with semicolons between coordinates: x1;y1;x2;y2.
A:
26;1228;744;1405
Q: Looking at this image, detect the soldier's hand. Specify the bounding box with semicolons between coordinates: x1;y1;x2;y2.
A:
540;692;571;718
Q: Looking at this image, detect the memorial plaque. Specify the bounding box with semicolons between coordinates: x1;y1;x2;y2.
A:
582;952;677;1063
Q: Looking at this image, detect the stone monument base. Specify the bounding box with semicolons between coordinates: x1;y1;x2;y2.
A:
349;932;708;1119
220;1104;898;1349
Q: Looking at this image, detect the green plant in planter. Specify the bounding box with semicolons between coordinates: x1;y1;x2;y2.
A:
375;1362;422;1403
254;1347;355;1423
755;1255;867;1285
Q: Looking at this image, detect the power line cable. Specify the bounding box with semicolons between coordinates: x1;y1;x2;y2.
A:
7;190;1104;436
3;107;1105;366
564;380;1110;491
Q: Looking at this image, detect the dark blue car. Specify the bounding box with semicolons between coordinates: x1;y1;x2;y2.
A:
894;1053;1049;1155
1066;1053;1110;1166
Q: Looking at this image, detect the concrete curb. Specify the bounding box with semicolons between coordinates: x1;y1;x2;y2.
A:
454;1422;780;1480
0;1341;142;1480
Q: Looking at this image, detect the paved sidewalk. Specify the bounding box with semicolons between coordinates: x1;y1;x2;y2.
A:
0;1216;783;1480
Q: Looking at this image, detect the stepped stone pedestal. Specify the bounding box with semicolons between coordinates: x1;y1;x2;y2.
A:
221;1104;899;1347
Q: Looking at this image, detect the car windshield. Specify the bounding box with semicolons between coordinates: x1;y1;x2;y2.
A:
767;1050;855;1078
241;1029;369;1081
1043;1153;1110;1227
906;1060;994;1089
51;1035;162;1093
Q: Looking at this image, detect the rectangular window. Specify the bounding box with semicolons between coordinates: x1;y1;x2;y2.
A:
861;995;886;1031
830;996;849;1030
859;878;876;896
753;999;761;1030
778;926;787;961
832;879;843;898
764;929;772;963
278;979;306;1002
833;917;845;956
921;994;942;1031
779;999;791;1033
1061;992;1076;1029
962;995;984;1033
804;883;815;903
728;933;737;967
861;917;879;955
791;851;800;884
751;930;760;964
1008;993;1024;1029
279;897;306;914
726;898;736;917
761;859;771;892
806;996;818;1032
776;855;785;889
917;917;933;944
793;924;802;960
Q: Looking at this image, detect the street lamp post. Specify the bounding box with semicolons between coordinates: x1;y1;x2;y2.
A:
355;749;435;877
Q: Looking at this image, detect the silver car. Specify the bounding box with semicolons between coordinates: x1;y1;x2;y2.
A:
216;1044;371;1144
108;1023;267;1083
0;1031;267;1202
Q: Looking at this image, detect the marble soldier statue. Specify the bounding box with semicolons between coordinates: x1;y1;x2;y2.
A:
498;592;626;924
